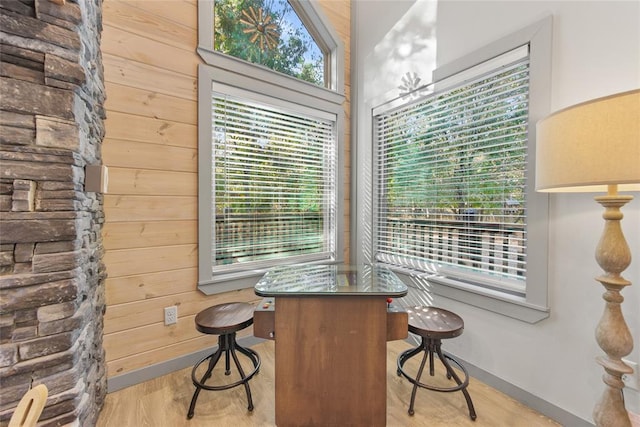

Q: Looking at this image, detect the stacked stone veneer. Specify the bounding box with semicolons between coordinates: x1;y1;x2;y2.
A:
0;0;107;425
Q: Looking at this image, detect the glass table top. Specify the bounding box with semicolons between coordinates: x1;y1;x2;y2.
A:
254;264;408;297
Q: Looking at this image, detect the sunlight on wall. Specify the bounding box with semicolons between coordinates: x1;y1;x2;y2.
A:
357;0;439;311
364;0;438;104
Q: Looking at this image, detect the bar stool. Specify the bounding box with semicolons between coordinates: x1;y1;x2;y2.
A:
187;302;261;419
397;306;476;420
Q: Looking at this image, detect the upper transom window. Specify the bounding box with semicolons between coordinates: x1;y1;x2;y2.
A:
213;0;325;87
198;0;344;94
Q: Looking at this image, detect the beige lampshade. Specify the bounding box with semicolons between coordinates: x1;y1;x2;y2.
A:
535;89;640;192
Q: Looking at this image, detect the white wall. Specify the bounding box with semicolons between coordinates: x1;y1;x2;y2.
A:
353;0;640;423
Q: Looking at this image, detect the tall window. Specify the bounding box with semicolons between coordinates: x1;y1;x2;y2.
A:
212;90;337;271
375;47;529;296
197;1;345;293
368;17;552;322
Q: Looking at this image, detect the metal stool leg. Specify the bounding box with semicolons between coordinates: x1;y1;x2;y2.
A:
228;335;254;411
187;332;261;419
203;346;223;382
188;343;224;419
223;334;232;375
435;344;477;421
397;344;423;376
428;339;436;377
408;340;430;416
236;342;260;372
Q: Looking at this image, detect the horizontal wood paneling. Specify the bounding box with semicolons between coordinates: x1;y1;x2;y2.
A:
104;313;202;361
105;330;253;377
102;25;197;76
103;139;197;172
104;313;256;362
318;3;350;40
104;287;260;334
105;112;196;148
105;82;197;124
106;167;196;196
103;220;196;251
103;1;196;50
104;195;196;222
104;244;197;277
105;268;198;305
101;0;350;379
106;0;198;31
106;335;211;377
103;53;197;101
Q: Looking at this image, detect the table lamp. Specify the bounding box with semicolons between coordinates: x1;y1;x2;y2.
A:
536;89;640;427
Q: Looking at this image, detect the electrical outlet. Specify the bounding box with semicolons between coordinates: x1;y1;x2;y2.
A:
622;359;639;391
164;306;178;325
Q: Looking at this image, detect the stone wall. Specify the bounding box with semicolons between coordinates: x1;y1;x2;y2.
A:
0;0;107;425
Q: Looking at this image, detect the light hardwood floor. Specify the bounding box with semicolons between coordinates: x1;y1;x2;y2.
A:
97;340;560;427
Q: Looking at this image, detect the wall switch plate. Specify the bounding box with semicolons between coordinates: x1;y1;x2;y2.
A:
164;306;178;325
622;359;639;391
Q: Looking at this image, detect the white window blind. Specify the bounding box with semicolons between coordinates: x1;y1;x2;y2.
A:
212;92;337;272
374;48;530;295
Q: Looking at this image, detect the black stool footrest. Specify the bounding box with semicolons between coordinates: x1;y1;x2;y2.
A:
397;337;476;420
187;332;261;419
191;345;260;391
398;348;469;392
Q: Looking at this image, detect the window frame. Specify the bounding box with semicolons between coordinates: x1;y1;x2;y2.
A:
363;17;552;323
210;83;339;272
373;46;531;294
197;1;346;295
197;0;344;97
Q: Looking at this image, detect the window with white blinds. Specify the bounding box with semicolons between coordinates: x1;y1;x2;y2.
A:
374;47;530;295
211;91;337;273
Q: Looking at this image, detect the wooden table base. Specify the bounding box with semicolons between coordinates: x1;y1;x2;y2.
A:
254;296;407;427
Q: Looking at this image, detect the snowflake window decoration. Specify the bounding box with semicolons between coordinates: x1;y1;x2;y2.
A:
240;6;280;51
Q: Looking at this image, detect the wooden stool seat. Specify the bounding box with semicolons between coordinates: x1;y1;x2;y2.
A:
187;302;260;420
407;306;464;339
194;302;255;335
397;306;476;420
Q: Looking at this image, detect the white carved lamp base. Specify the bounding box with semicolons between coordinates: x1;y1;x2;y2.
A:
592;192;634;427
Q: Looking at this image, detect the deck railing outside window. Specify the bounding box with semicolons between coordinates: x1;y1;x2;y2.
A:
377;216;525;279
215;213;323;265
216;213;524;281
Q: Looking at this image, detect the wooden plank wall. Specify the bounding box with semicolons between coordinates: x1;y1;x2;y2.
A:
101;0;351;379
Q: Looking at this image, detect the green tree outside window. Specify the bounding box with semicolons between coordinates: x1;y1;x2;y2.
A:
214;0;325;87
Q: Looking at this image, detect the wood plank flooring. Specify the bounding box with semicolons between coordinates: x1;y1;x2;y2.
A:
97;340;560;427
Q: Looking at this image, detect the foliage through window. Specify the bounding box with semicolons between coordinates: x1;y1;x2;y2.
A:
374;47;530;295
197;0;344;293
214;0;325;87
212;91;336;269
